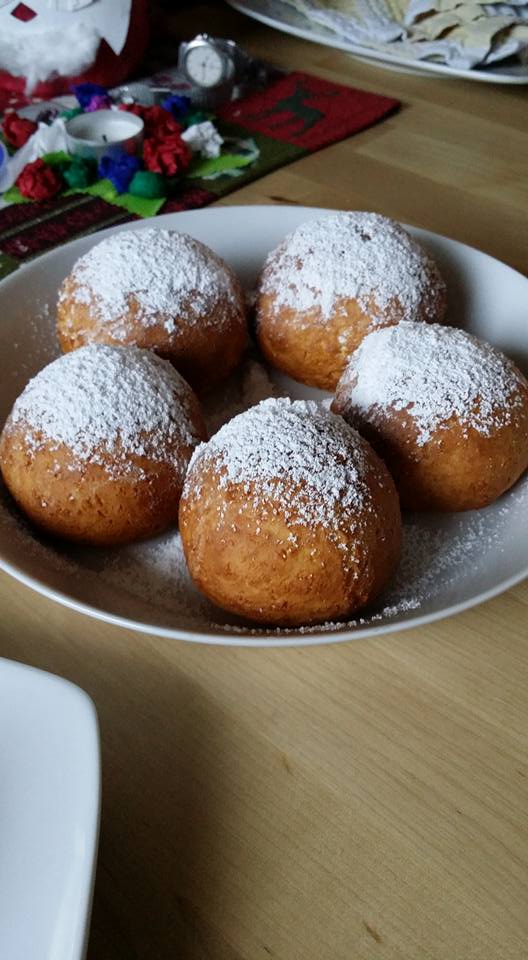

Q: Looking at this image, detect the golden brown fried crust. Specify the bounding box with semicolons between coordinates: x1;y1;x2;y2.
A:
255;280;447;392
0;411;207;547
333;379;528;512
179;446;402;627
57;272;248;395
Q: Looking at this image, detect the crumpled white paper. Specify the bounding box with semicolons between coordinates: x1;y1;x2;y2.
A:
181;121;224;159
0;117;69;192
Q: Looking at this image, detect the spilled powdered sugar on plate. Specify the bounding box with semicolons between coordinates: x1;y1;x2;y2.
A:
1;352;526;637
7;303;58;378
259;212;445;322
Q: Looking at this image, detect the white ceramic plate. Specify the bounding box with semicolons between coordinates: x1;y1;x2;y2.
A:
0;205;527;646
0;658;100;960
227;0;528;84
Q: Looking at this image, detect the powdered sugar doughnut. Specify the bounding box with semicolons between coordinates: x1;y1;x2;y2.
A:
179;398;401;626
0;344;206;546
255;212;447;390
333;322;528;511
57;228;247;393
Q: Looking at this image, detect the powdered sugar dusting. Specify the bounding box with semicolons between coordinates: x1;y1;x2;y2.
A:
103;495;525;632
339;321;527;445
223;503;520;635
188;397;373;532
4;344;201;468
62;228;239;335
259;212;445;322
103;532;216;623
3;469;525;636
1;356;526;636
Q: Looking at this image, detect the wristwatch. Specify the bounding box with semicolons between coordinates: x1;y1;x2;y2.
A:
177;34;250;109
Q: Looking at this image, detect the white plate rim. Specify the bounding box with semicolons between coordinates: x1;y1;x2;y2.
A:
0;548;526;646
0;204;527;647
226;0;528;84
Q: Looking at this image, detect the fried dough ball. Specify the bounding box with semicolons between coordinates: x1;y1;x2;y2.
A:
57;228;247;393
179;397;401;626
0;344;206;545
255;212;447;390
332;321;528;511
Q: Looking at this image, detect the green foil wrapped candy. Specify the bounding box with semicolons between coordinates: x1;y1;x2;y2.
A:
63;158;96;189
128;171;168;199
60;107;83;121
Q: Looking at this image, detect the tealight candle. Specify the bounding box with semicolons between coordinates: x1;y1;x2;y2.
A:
65;109;144;161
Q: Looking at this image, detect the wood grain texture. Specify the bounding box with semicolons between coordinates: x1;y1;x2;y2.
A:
1;5;528;958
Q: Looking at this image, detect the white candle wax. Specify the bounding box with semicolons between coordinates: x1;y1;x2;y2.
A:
65;109;144;161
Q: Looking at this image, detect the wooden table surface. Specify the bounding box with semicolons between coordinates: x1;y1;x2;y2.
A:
2;5;528;958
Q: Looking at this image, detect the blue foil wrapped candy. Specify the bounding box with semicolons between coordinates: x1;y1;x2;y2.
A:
98;152;142;194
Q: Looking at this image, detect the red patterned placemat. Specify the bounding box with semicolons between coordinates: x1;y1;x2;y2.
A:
0;70;398;277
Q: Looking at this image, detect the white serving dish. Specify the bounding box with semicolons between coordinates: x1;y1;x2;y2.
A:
0;205;526;646
0;658;100;959
227;0;528;84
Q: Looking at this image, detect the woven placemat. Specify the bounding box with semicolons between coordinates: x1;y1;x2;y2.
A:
0;70;398;277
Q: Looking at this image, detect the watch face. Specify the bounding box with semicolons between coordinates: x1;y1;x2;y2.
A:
184;43;228;89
